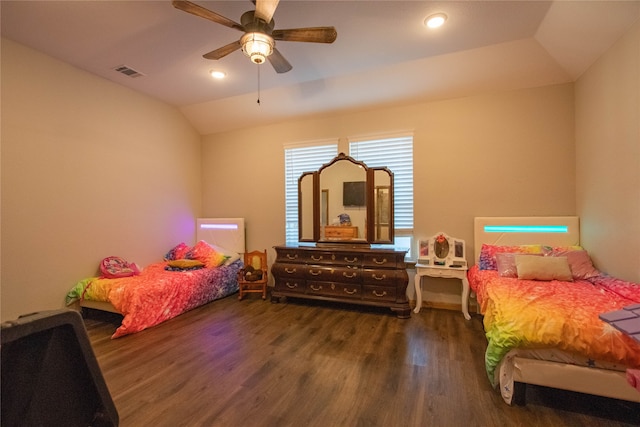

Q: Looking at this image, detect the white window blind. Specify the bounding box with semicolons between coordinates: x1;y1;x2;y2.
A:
284;143;338;244
349;135;414;232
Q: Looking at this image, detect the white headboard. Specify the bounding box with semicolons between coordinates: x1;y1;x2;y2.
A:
474;216;580;262
196;218;246;254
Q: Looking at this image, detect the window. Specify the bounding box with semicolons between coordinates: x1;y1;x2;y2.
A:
284;142;338;244
349;134;414;255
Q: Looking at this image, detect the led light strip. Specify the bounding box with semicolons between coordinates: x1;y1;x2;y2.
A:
484;225;568;233
200;223;238;230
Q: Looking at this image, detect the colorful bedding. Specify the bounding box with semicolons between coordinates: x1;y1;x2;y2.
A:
66;260;241;338
468;265;640;385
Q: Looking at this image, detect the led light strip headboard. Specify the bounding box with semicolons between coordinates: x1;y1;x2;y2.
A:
196;218;246;254
473;216;580;262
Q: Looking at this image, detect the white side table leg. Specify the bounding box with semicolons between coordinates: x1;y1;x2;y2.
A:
414;273;423;314
461;276;471;320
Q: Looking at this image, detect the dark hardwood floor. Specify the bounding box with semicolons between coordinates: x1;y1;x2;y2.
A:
84;295;640;427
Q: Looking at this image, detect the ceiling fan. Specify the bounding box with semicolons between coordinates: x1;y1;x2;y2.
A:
172;0;337;73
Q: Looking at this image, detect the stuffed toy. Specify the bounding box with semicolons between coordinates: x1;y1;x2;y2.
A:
242;265;264;282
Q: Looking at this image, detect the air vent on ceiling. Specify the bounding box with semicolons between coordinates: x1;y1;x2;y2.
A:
113;65;145;78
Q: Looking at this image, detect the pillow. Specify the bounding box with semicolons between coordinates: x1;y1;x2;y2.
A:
515;255;573;281
478;244;545;270
186;240;226;268
496;252;542;278
100;256;140;279
167;259;204;269
163;242;191;261
551;249;600;280
543;245;584;255
207;243;241;266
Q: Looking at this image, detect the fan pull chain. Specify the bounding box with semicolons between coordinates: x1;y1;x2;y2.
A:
256;65;261;106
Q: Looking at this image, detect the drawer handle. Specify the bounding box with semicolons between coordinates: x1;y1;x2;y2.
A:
285;282;298;289
372;274;387;281
311;255;323;261
373;258;387;265
285;268;297;274
343;287;358;295
309;270;322;276
344;257;358;263
310;284;323;291
342;271;357;278
372;290;387;297
286;254;298;260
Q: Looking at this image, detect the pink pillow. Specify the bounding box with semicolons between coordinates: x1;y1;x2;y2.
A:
553;249;600;280
186;240;226;268
496;253;542;278
164;242;191;261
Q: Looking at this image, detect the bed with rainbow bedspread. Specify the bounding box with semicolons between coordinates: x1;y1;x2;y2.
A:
66;241;241;338
470;217;640;406
470;266;640;379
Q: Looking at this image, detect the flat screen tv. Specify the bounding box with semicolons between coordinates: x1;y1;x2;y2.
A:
343;181;366;207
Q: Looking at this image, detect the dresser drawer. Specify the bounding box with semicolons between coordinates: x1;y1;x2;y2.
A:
275;278;305;292
304;251;336;265
307;281;361;299
271;263;306;278
362;253;399;269
332;252;362;267
333;267;361;284
305;266;334;281
363;285;397;303
276;249;303;263
361;269;398;286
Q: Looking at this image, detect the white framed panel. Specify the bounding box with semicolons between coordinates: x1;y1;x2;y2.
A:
474;216;580;263
196;218;245;254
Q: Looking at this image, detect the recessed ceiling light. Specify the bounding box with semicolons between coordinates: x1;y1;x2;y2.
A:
425;13;447;29
210;70;226;79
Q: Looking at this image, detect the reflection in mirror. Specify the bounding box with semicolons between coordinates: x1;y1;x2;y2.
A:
373;169;392;241
320;158;367;241
375;186;390;240
321;189;329;226
435;235;450;258
299;173;315;241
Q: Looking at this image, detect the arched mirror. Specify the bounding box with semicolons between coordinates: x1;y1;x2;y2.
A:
298;153;394;245
320;156;367;242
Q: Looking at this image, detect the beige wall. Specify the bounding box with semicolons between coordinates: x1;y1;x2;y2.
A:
3;20;635;320
202;84;576;303
575;20;640;283
1;39;202;321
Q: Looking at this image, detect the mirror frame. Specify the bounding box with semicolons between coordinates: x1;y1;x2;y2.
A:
298;152;395;245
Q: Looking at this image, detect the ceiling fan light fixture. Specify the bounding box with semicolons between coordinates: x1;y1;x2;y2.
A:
425;13;447;29
241;32;274;65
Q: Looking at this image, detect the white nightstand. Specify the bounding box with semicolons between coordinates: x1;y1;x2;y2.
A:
414;264;470;320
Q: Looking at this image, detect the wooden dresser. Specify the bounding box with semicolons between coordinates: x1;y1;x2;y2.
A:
271;244;410;318
324;225;358;239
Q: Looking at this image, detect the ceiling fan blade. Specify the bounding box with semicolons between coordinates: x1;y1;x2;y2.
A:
268;48;292;73
203;40;242;60
272;27;337;43
172;0;244;32
254;0;279;23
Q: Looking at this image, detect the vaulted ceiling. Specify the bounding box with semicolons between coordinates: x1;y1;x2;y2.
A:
2;1;639;135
